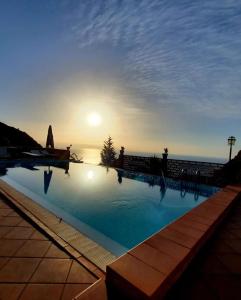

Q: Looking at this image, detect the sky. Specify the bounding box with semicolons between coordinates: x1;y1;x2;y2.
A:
1;0;241;158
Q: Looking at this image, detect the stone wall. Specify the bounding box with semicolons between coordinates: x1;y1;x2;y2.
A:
167;159;224;178
123;155;224;180
123;155;151;172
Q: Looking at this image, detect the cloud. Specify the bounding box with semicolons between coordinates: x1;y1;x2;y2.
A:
65;0;241;118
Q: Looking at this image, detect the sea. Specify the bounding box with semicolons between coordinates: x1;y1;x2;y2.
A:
71;147;227;165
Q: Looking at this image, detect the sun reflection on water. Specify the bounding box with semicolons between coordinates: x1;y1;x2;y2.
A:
87;170;94;180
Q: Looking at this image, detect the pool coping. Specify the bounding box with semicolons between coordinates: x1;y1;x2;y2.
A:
0;179;116;273
104;184;241;300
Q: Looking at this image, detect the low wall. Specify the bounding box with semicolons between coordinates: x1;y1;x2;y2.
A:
123;155;224;180
167;159;224;178
123;155;151;172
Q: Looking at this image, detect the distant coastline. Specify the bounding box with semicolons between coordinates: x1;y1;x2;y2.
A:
127;151;227;164
72;147;227;165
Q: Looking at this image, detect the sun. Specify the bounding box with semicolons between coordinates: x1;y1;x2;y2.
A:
87;112;102;127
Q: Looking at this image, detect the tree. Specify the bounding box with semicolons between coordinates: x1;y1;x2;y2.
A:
100;136;116;166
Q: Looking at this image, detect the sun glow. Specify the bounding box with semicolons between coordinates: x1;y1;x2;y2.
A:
87;112;102;127
87;170;94;179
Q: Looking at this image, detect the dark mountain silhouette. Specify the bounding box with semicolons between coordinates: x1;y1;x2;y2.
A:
0;122;42;148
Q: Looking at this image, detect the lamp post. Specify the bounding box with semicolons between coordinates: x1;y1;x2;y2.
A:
228;136;236;161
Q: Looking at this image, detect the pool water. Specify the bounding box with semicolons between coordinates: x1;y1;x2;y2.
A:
2;162;218;255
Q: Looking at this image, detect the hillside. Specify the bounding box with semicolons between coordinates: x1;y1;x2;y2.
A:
0;122;42;148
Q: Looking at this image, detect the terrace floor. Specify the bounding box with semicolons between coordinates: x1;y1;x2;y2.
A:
0;195;98;300
164;197;241;300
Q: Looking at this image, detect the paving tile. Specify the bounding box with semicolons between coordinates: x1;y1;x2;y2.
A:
229;216;241;222
30;230;48;240
200;197;227;214
93;268;105;278
129;243;178;275
0;226;13;238
4;226;35;239
209;239;234;254
77;256;99;272
55;237;68;247
0;208;13;216
224;221;241;229
0;216;23;226
217;254;241;274
224;239;241;254
228;205;241;213
0;257;9;269
0;202;9;209
176;217;209;232
19;283;64;300
146;234;189;260
62;284;90;300
185;212;215;226
203;274;241;300
173;276;218;300
228;228;241;239
17;219;32;227
168;221;205;239
158;227;198;249
0;239;25;256
64;245;82;258
67;261;96;283
45;243;69;258
191;203;225;221
0;283;26;300
74;279;108;300
215;229;237;240
15;240;51;257
0;258;40;282
208;194;234;207
208;197;233;209
7;210;20;217
225;185;241;193
30;258;72;283
198;254;229;274
107;253;166;298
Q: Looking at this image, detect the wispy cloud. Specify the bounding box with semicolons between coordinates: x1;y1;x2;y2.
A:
65;0;241;118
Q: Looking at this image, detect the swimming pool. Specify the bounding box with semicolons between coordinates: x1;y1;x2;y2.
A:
1;162;218;255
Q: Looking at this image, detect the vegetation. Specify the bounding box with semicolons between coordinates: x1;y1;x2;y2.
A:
0;122;41;148
100;136;116;166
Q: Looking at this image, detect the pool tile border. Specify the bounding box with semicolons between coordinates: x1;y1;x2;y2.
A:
105;185;241;300
0;179;116;273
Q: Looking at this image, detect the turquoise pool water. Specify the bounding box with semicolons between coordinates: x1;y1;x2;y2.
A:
2;162;218;255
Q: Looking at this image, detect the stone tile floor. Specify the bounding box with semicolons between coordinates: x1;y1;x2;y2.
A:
0;196;97;300
165;199;241;300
